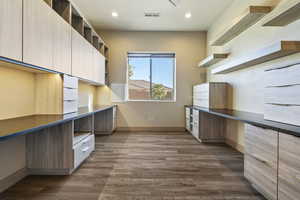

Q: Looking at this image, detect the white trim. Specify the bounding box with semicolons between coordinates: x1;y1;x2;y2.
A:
126;52;177;102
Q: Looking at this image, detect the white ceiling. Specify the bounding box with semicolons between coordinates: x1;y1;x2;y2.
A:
71;0;234;31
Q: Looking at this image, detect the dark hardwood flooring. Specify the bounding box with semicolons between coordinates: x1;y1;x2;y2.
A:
1;131;264;200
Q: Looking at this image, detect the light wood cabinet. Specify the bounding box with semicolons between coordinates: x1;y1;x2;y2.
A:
244;124;278;200
193;83;229;109
278;133;300;200
23;0;53;69
52;11;72;74
93;48;106;85
0;0;22;61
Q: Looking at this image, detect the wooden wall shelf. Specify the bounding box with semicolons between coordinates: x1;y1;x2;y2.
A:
212;41;300;74
211;6;272;46
263;2;300;26
198;53;229;67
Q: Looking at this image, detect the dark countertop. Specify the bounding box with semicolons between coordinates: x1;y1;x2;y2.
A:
186;105;300;137
0;105;116;141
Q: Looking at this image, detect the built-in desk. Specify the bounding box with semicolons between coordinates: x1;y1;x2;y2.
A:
0;105;117;176
0;105;116;141
186;105;300;137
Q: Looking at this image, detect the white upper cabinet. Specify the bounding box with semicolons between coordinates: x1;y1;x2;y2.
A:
0;0;23;61
52;12;72;75
23;0;53;69
93;48;105;85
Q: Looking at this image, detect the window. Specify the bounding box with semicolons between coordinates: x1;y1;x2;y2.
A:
127;53;176;101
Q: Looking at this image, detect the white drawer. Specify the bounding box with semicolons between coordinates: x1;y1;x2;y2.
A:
64;88;78;101
194;91;209;99
73;134;95;169
194;84;209;92
63;100;78;114
64;75;78;89
194;99;209;108
264;85;300;105
265;64;300;87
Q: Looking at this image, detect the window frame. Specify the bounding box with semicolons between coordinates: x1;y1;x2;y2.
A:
126;51;177;103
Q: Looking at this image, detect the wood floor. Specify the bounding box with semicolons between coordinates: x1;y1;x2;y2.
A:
1;131;265;200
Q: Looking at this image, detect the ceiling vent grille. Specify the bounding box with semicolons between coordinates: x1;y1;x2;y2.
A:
169;0;180;7
144;12;160;17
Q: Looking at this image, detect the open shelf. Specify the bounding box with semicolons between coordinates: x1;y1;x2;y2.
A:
92;36;100;50
263;2;300;26
53;0;71;23
44;0;52;7
211;6;272;46
212;41;300;74
104;46;109;58
198;53;229;67
71;6;84;35
84;23;92;43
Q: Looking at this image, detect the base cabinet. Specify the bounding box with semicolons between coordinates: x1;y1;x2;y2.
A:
278;133;300;200
244;124;278;200
94;106;117;135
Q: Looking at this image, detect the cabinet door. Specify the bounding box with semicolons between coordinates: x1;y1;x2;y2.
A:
71;29;85;78
23;0;53;69
0;0;22;60
244;124;278;200
83;39;93;80
93;48;105;84
278;133;300;200
52;12;71;74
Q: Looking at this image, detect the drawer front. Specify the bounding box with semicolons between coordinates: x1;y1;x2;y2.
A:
63;100;78;114
194;91;209;100
264;103;300;126
194;83;209;93
278;133;300;200
245;124;278;167
64;75;78;89
63;88;78;101
265;85;300;105
265;64;300;87
185;107;191;118
193;98;209;108
73;134;95;168
244;154;277;200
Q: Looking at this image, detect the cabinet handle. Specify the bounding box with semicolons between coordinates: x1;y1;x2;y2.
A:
82;147;89;153
252;154;270;166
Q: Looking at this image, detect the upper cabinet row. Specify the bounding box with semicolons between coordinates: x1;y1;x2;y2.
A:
0;0;106;85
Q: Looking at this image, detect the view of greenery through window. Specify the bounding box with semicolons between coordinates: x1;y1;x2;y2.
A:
128;53;175;101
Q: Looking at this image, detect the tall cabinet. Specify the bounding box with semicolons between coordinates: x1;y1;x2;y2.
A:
0;0;23;61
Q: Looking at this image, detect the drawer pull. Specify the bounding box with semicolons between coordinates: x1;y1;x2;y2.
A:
252;154;270;166
82;147;89;153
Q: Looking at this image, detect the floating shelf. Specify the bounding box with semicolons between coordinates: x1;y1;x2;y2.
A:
211;6;272;46
212;41;300;74
263;2;300;26
198;53;229;67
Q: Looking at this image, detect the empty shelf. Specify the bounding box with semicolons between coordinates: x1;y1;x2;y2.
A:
198;53;229;67
212;41;300;74
211;6;272;46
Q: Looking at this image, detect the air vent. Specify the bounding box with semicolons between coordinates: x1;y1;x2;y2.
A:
169;0;181;7
144;12;160;17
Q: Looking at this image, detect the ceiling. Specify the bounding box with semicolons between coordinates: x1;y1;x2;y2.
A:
71;0;234;31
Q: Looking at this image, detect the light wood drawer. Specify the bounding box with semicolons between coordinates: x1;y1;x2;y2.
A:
63;100;78;114
245;124;278;167
278;133;300;200
265;64;300;87
264;104;300;126
244;124;278;200
73;134;94;169
265;85;300;105
244;154;277;200
64;75;78;89
63;88;78;101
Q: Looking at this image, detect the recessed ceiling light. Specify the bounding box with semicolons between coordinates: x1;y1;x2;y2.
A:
112;11;119;18
185;12;192;19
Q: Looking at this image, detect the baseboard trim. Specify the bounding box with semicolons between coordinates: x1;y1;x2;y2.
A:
226;138;244;153
116;127;186;132
0;168;28;193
